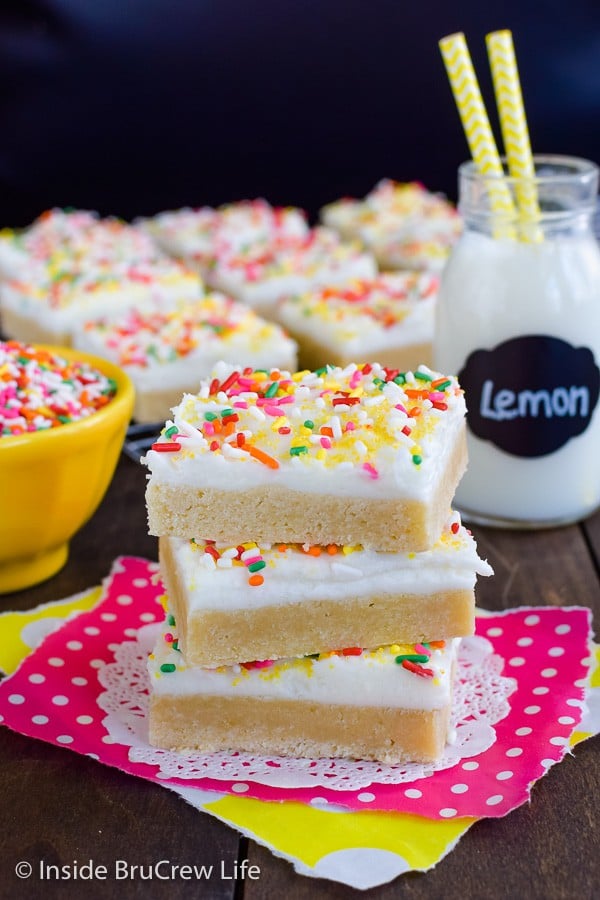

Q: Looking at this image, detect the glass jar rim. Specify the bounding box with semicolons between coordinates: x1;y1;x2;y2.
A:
458;154;598;187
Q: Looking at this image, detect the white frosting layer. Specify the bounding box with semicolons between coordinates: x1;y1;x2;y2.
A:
165;515;492;613
141;200;308;271
72;294;297;393
1;277;201;336
208;227;377;310
149;624;459;710
320;182;461;272
276;273;438;356
144;361;466;501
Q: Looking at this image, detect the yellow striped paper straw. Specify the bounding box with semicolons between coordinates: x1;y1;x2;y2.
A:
486;29;542;242
439;32;516;238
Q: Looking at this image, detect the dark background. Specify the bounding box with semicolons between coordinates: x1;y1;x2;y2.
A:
1;0;599;227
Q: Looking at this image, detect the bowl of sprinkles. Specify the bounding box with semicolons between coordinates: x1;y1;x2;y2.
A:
0;340;134;592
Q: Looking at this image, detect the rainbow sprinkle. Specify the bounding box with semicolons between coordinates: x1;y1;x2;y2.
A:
150;361;464;473
0;340;117;437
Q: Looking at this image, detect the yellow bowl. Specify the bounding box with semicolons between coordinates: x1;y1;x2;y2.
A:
0;345;135;593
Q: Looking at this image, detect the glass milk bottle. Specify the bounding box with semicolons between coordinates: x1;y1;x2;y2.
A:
434;155;600;527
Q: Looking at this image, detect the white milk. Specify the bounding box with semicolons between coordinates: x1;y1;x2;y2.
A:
435;223;600;526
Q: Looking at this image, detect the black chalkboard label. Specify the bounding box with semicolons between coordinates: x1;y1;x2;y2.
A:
458;335;600;458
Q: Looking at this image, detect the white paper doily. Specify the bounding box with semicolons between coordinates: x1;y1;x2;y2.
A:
97;625;516;791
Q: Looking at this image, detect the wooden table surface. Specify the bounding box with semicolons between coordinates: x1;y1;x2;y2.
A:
0;452;598;900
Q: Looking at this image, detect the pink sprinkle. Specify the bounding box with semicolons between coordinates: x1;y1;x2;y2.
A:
250;659;274;669
233;401;248;409
243;556;261;567
395;403;408;414
415;644;430;656
237;378;254;389
429;391;445;403
320;437;331;449
278;395;294;404
349;371;362;389
245;264;261;281
203;422;215;436
264;404;282;417
345;421;356;432
164;633;174;643
362;462;379;479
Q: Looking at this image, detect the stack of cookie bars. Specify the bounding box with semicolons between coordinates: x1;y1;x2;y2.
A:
144;360;491;764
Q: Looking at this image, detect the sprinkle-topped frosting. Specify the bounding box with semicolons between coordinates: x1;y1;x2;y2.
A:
164;511;492;605
149;612;459;709
74;293;297;378
143;199;308;272
0;209;201;337
208;227;377;309
321;181;461;272
277;272;438;357
0;340;116;437
145;360;466;499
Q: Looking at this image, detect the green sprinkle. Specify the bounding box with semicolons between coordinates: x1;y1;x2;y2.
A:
57;415;71;424
412;454;423;466
290;445;308;456
172;641;179;651
160;663;176;673
165;425;178;438
434;379;452;391
393;374;406;385
265;381;279;398
204;412;218;421
167;614;176;626
415;371;433;382
395;654;430;664
303;419;314;429
221;407;234;417
314;366;328;376
248;560;266;573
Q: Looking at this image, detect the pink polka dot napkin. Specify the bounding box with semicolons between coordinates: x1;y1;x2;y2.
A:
0;557;593;820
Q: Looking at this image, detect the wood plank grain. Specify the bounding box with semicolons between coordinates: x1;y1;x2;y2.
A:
581;506;600;576
470;522;600;615
0;728;240;900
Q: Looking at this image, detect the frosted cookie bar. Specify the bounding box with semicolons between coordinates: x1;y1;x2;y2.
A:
145;361;467;551
207;228;377;317
321;181;461;272
72;294;297;423
276;272;438;373
159;513;491;666
0;209;201;345
141;199;308;276
148;617;459;764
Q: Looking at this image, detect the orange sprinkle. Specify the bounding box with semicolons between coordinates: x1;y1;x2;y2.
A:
308;546;321;557
320;426;334;437
249;574;264;586
429;640;446;649
212;418;222;433
277;544;288;553
246;444;279;469
327;544;338;555
408;406;422;417
405;389;430;399
222;421;235;437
